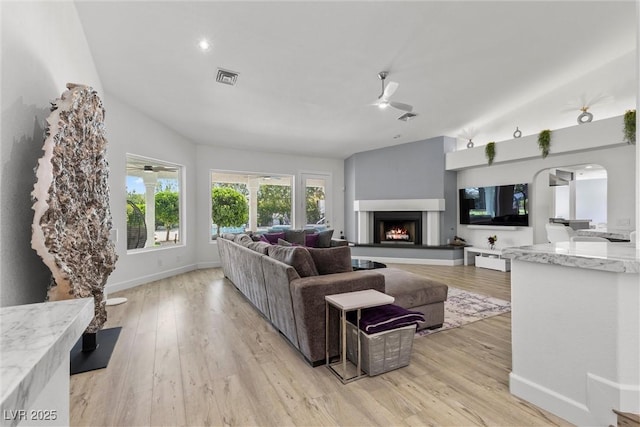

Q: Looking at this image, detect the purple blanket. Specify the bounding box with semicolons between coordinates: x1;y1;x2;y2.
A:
346;304;425;334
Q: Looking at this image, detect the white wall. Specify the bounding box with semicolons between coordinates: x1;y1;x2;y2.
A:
576;178;607;225
195;145;344;268
103;96;198;294
0;1;104;306
450;116;636;248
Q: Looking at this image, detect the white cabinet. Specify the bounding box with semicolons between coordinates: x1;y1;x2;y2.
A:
464;247;511;272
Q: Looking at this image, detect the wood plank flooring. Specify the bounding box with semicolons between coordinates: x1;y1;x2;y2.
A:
70;265;572;426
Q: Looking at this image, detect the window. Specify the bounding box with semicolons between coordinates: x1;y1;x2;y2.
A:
302;174;331;229
211;171;293;239
126;154;183;250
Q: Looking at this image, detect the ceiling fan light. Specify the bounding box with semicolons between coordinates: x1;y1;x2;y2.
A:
378;101;389;109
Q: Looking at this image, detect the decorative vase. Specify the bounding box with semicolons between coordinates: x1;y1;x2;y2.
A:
513;127;522;138
577;109;593;124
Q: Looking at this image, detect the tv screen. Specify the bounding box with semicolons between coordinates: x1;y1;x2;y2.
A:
459;183;529;226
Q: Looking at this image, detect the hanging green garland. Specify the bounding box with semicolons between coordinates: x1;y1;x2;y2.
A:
538;129;552;159
485;142;496;165
623;110;636;144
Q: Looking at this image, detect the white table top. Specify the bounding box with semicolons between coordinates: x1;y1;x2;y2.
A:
0;298;94;414
325;289;394;310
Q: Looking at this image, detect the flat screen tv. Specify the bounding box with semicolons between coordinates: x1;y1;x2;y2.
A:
459;183;529;226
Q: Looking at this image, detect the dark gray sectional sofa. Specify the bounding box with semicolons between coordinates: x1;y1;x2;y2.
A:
217;233;447;365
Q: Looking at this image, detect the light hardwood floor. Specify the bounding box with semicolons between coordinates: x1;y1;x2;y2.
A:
70;265;572;426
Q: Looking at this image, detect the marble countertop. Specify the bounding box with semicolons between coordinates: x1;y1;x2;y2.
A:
502;242;639;273
575;228;632;240
0;298;93;414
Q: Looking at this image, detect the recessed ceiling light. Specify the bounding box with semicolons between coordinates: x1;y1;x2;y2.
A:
198;38;211;52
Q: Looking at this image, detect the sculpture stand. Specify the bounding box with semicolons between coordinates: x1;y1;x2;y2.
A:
70;327;121;375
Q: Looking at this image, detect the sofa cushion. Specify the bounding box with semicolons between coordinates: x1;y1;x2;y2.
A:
305;233;319;248
284;229;306;246
234;234;253;246
247;241;271;254
307;246;352;275
263;232;285;244
377;268;448;308
267;245;319;277
221;233;237;241
317;229;334;248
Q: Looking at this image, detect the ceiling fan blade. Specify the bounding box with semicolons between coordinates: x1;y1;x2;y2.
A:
389;101;413;112
381;81;399;100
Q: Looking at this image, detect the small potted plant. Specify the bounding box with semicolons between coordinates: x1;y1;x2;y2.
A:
485;142;496;165
487;235;497;250
624;110;636;144
538;129;552;158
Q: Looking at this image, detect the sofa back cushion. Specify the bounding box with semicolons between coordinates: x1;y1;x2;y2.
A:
234;234;254;246
267;245;319;277
247;241;271;254
307;246;352;275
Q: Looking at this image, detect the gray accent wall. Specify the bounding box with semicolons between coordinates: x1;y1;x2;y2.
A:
344;136;457;244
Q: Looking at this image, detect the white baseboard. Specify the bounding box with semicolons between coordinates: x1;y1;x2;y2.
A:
105;264;197;294
196;261;221;269
509;373;597;426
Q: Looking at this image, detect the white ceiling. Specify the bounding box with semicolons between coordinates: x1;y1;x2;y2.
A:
75;1;637;159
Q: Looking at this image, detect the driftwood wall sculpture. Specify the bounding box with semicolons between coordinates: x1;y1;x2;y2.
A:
31;83;118;333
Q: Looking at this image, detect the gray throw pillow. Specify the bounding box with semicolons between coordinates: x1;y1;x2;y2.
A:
317;229;334;248
284;229;306;245
307;246;352;275
267;245;319;277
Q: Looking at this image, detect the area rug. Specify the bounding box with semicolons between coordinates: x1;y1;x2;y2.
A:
416;287;511;337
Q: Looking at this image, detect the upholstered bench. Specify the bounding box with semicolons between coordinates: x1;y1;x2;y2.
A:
375;268;448;330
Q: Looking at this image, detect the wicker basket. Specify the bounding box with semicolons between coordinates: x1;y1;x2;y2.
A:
346;322;416;376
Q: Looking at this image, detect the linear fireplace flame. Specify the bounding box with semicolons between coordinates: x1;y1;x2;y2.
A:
385;227;410;241
373;211;422;245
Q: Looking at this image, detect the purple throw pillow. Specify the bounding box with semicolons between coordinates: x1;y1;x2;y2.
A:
305;233;319;248
259;234;270;244
263;232;285;244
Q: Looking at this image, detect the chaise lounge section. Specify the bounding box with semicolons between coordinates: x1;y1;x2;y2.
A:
217;233;447;365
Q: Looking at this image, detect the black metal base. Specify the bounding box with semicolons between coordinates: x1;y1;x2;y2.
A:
70;327;121;375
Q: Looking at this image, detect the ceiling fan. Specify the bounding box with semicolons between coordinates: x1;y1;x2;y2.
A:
371;71;414;113
126;164;178;173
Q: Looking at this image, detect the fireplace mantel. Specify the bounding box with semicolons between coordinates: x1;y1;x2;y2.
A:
354;199;445;212
353;199;445;245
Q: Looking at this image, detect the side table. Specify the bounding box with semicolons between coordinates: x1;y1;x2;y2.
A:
325;289;394;383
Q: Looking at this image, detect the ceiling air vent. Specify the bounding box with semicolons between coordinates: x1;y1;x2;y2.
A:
216;68;239;86
398;112;417;121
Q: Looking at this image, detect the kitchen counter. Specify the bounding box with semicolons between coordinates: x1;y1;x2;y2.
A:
1;298;93;426
502;241;638;273
575;228;632;241
503;243;639;426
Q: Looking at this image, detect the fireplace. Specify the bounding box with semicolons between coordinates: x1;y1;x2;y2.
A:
373;211;422;245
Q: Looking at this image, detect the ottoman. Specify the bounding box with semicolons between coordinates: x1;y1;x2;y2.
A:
376;268;448;330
